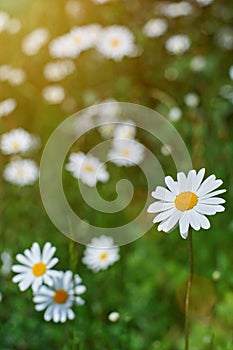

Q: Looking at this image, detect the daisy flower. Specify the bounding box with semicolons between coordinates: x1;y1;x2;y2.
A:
33;270;86;323
12;242;60;292
96;25;135;61
0;128;35;155
0;98;16;118
143;19;168;38
147;168;226;239
165;35;191;55
43;60;75;82
66;152;109;187
22;28;49;56
82;236;120;272
49;34;78;58
42;85;65;104
3;159;39;186
108;139;145;167
113;120;136;140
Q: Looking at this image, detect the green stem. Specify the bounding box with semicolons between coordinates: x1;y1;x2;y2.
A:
185;227;194;350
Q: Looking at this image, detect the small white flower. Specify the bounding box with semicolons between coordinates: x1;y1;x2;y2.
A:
7;68;26;86
165;35;191;55
0;98;16;118
22;28;49;56
6;18;21;34
158;2;192;18
66;152;109;187
3;159;39;186
1;251;12;275
69;24;101;54
0;128;35;155
33;270;86;323
12;242;60;292
168;107;182;122
195;0;214;6
96;25;135;61
216;27;233;51
190;56;206;72
147;168;226;239
0;11;9;32
42;85;65;104
184;93;200;108
43;60;75;82
108;139;145;167
108;311;120;322
49;34;78;58
143;19;168;38
113;120;136;140
82;236;120;272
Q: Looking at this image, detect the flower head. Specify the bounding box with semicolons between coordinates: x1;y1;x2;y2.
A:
82;235;120;272
147;169;226;239
108;139;145;167
66;152;109;187
0;128;35;155
143;19;168;38
3;159;39;186
12;242;60;292
33;270;86;323
0;98;16;118
165;34;191;55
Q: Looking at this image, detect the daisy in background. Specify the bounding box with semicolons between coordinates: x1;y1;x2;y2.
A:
165;34;191;55
43;60;75;82
0;98;16;118
12;242;60;292
147;168;226;239
96;25;135;61
82;236;120;272
22;28;49;56
113;120;136;140
42;85;65;104
3;159;39;186
143;19;168;38
108;139;145;167
66;152;109;187
0;128;36;154
33;270;86;323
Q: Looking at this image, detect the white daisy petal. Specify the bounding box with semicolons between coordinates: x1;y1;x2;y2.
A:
199;197;225;205
196;177;222;196
179;213;191;239
158;210;182;232
196;204;225;215
202;189;226;199
188;210;201;231
192;168;205;191
147;201;174;213
177;171;187;191
16;253;32;267
165;176;179;194
151;186;175;201
153;208;176;223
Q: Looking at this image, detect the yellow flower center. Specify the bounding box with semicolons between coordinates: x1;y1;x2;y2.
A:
121;149;130;157
100;252;108;260
73;35;82;44
83;164;94;172
32;262;47;277
12;141;20;151
174;191;198;211
53;289;68;304
111;39;120;47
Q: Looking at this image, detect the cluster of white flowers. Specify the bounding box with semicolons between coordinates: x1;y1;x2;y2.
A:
50;25;136;61
0;11;21;34
156;2;193;18
22;28;50;56
0;128;40;186
0;98;16;118
0;65;26;86
12;238;120;322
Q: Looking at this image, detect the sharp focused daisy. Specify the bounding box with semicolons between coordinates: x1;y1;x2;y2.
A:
66;152;109;187
108;139;145;167
82;236;120;272
12;242;60;292
0;128;35;154
147;168;226;239
33;270;86;323
96;25;135;60
3;159;39;186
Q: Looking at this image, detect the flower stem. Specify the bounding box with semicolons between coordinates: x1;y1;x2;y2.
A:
185;227;194;350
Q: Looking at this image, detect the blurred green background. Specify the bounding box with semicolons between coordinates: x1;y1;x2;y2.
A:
0;0;232;349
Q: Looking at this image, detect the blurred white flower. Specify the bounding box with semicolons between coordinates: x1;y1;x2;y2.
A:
43;60;75;82
82;236;120;272
0;98;16;118
190;56;206;72
33;270;86;323
42;85;65;104
108;311;120;322
65;0;81;16
92;0;110;3
195;0;214;6
97;98;121;119
147;168;226;239
12;242;60;292
7;68;26;86
108;139;145;167
216;27;233;51
161;144;172;156
184;93;200;107
98;115;118;139
69;24;101;54
49;34;78;58
6;18;21;34
143;19;168;38
0;128;35;155
229;66;233;80
0;65;11;81
22;28;49;56
219;85;233;103
96;25;135;61
165;35;191;55
168;107;182;122
157;2;192;18
3;159;39;186
0;11;9;32
1;251;12;275
113;120;136;140
212;270;221;281
66;152;109;187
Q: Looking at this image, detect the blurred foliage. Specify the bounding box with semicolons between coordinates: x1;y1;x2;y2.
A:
0;0;233;349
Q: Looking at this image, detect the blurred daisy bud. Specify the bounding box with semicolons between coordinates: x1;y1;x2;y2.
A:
6;18;21;34
108;312;120;322
165;35;190;55
184;93;200;108
1;251;12;275
212;270;221;281
42;85;65;104
0;98;16;118
143;19;167;38
7;68;26;86
22;28;49;56
190;56;206;72
0;11;9;32
168;107;182;122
